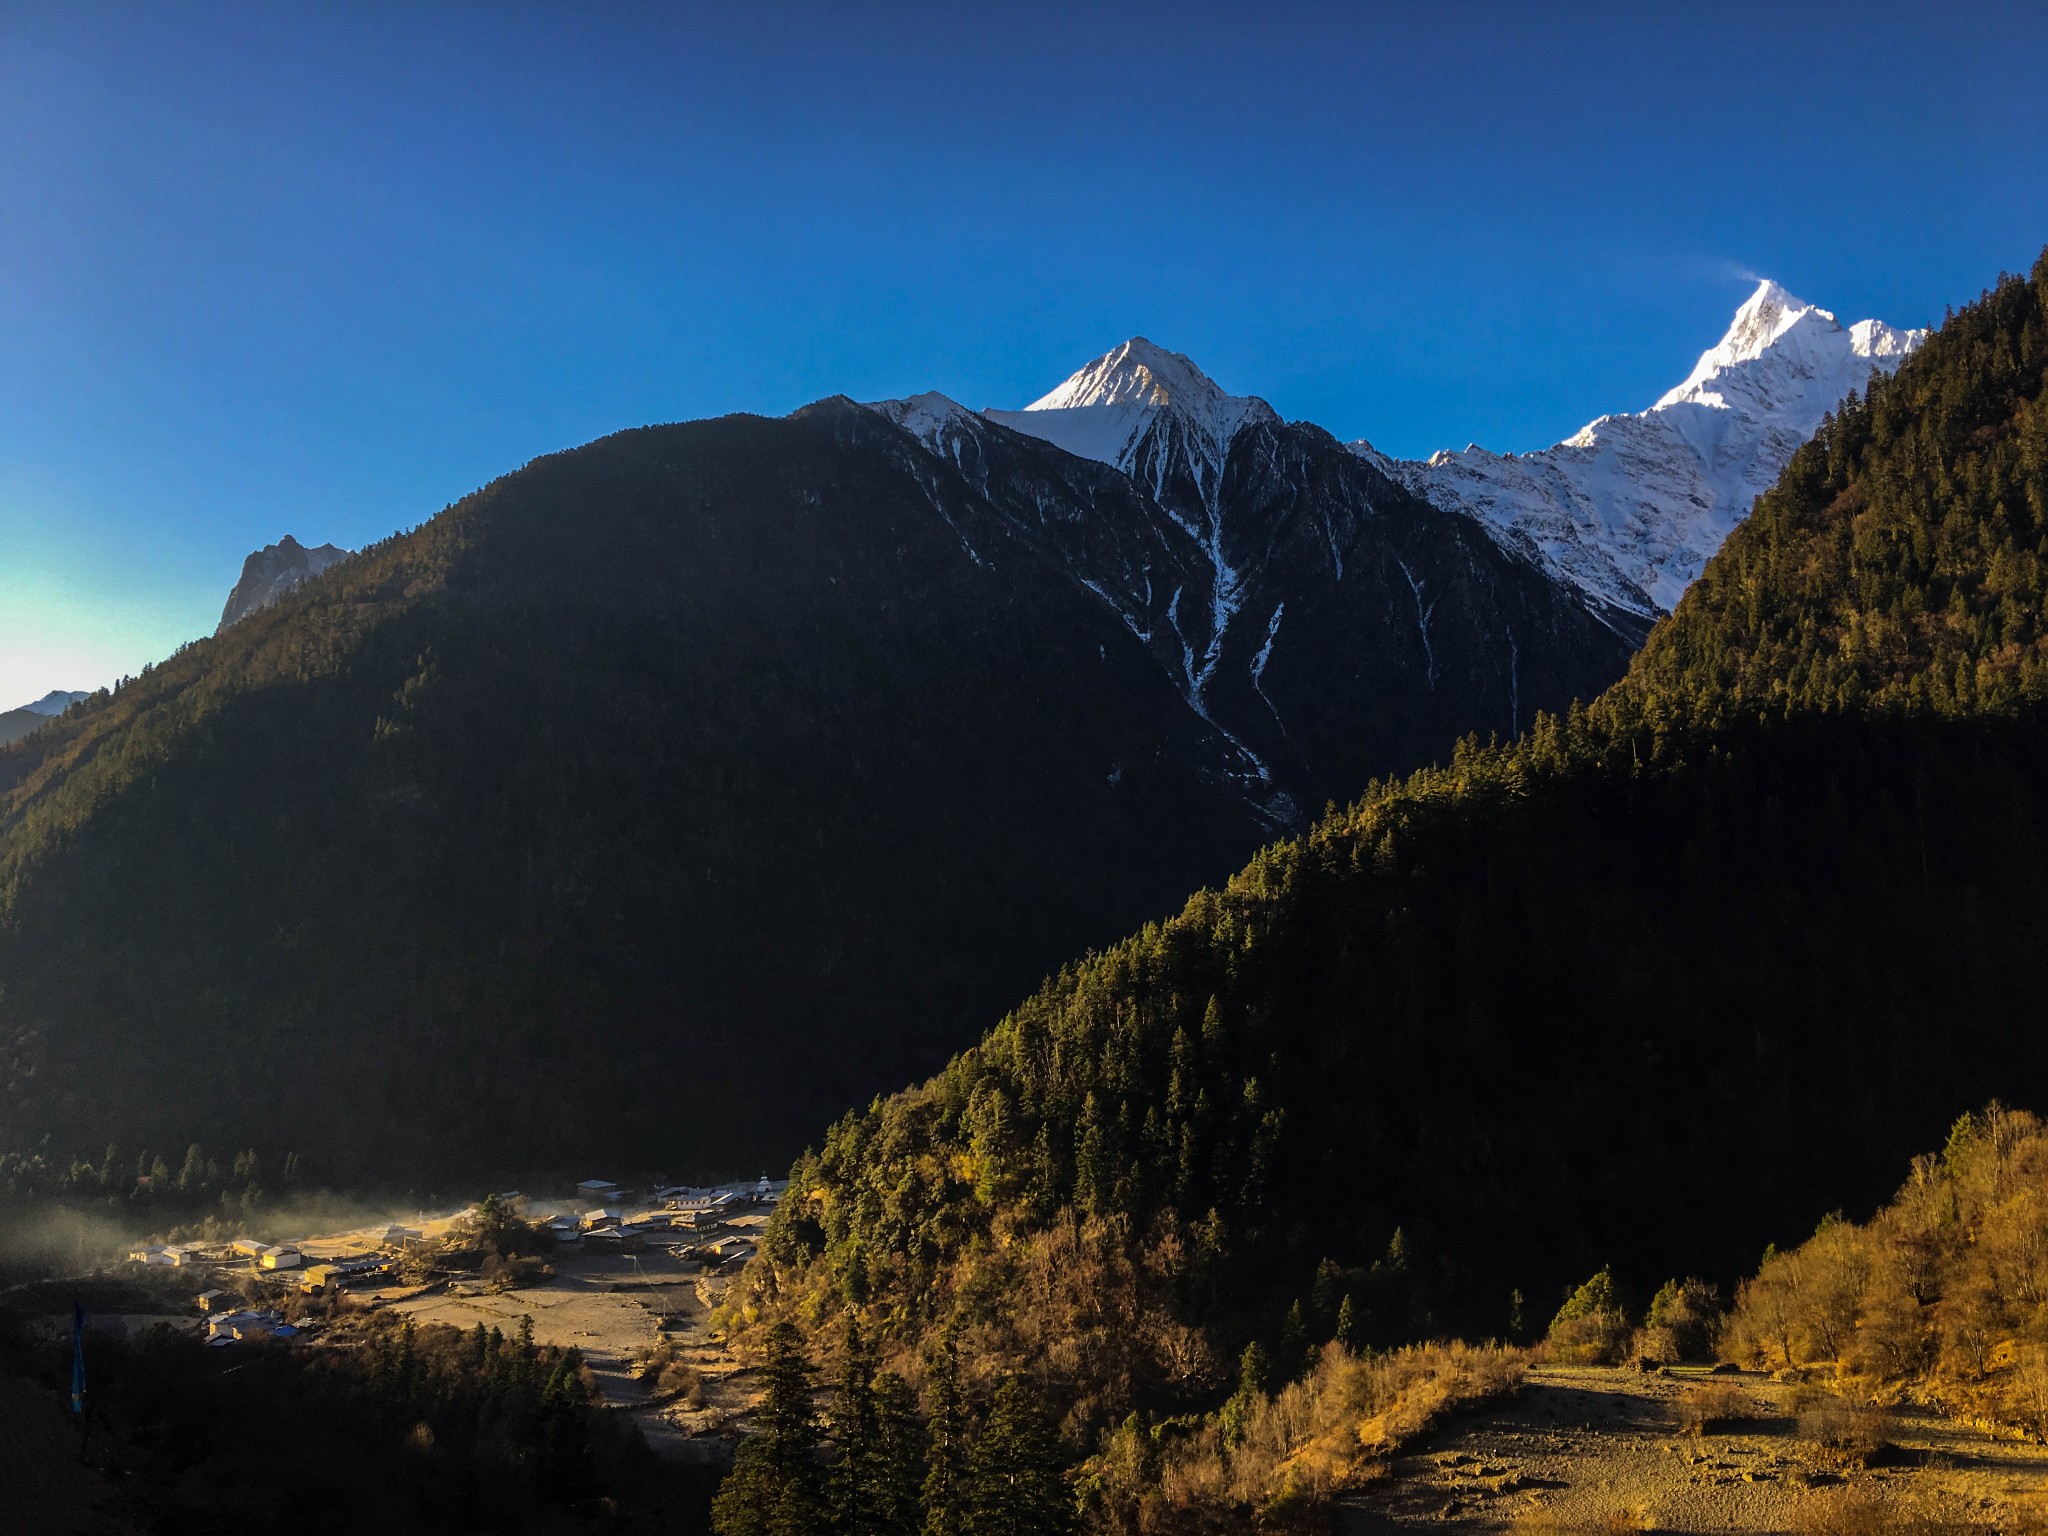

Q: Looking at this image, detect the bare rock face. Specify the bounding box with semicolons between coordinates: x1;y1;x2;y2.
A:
217;534;351;631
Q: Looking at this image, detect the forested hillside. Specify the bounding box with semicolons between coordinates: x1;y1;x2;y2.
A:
0;405;1264;1184
724;253;2048;1481
0;383;1626;1189
1620;265;2048;720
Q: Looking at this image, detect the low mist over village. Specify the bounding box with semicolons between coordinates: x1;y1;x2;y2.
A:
101;1176;786;1448
5;5;2048;1535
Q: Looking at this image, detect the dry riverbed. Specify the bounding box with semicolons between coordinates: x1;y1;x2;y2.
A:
371;1215;765;1457
1340;1365;2048;1533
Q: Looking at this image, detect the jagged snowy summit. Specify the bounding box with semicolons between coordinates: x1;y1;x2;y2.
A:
984;337;1277;509
868;339;1284;701
1356;281;1926;618
866;391;980;457
865;286;1919;634
870;338;1277;511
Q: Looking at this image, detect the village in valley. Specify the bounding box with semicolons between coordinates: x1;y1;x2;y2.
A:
104;1174;790;1454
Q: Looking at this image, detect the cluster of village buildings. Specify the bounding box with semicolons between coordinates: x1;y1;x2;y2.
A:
535;1176;778;1264
122;1175;784;1346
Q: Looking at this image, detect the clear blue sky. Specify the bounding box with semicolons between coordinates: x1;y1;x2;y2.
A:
4;1;2044;705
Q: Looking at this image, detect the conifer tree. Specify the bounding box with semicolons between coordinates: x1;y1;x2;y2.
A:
1278;1300;1310;1382
1074;1094;1114;1218
517;1313;538;1390
1334;1294;1359;1353
872;1371;929;1536
831;1318;885;1536
965;1378;1068;1536
1217;1341;1268;1447
1310;1257;1344;1334
921;1331;969;1536
537;1350;599;1504
715;1322;827;1536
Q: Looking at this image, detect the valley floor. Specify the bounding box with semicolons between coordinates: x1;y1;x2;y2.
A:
1341;1366;2048;1534
375;1232;762;1458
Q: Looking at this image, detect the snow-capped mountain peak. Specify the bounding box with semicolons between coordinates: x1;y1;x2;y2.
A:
869;391;977;455
1357;281;1926;620
981;341;1286;733
1023;336;1232;414
1684;279;1817;372
1653;279;1921;417
1849;317;1919;362
984;338;1277;496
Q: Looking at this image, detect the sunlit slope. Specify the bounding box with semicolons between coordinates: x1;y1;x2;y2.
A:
742;255;2048;1377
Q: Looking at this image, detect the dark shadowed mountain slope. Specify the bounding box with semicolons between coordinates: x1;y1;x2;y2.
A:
0;391;1625;1187
0;405;1256;1183
0;692;88;748
0;711;49;748
873;388;1638;823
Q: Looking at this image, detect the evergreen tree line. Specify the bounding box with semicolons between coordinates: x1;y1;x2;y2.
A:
714;1321;1070;1536
0;1139;302;1212
3;1304;688;1533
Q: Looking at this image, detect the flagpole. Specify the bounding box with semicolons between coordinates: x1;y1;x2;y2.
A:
71;1299;89;1464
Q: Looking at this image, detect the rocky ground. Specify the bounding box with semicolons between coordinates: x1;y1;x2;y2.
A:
1340;1365;2048;1534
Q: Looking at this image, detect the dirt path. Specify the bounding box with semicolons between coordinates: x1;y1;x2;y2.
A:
1339;1366;2048;1533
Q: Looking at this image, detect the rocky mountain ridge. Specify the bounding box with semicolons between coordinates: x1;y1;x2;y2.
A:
217;534;352;631
870;354;1634;827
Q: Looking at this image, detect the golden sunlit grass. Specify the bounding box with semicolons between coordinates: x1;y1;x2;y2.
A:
1145;1340;1528;1526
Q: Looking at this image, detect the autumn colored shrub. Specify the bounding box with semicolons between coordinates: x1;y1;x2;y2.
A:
1789;1489;1976;1536
1510;1511;1645;1536
1794;1389;1894;1468
1724;1106;2048;1438
1634;1277;1720;1363
1545;1268;1632;1365
1123;1341;1525;1533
